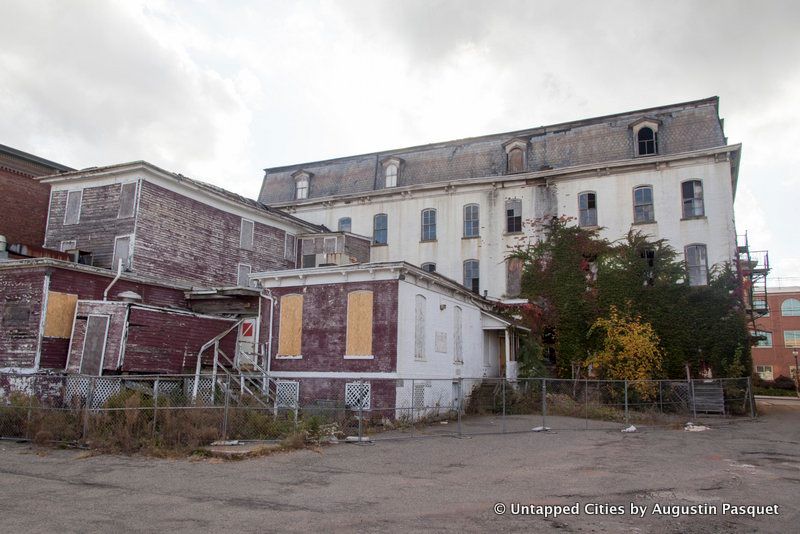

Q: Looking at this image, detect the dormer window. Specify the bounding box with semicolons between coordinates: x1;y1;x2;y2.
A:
630;118;661;157
503;139;528;174
292;170;312;200
381;157;402;188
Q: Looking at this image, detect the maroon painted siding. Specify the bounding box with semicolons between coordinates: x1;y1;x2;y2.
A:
66;301;127;374
269;280;398;373
123;307;237;374
133;181;297;287
0;269;45;368
344;234;371;263
44;183;137;268
48;267;186;309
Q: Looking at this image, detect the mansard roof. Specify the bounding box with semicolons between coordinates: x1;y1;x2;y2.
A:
259;97;727;205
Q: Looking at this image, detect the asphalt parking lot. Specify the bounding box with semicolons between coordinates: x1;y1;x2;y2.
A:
1;401;798;533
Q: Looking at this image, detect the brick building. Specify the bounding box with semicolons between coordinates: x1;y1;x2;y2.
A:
752;287;800;381
0;143;73;248
259;97;740;300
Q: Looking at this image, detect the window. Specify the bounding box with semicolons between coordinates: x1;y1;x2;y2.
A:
633;186;654;223
338;217;352;233
415;294;426;360
345;291;373;357
637;127;657;156
753;330;772;348
464;260;480;294
504;139;527;173
756;365;774;381
578;192;597;227
421;263;436;273
323;236;337;254
44;291;78;338
64;190;82;225
506;199;522;233
60;240;76;253
385;163;398;188
453;306;463;363
373;213;388;245
685;244;708;286
506;257;523;297
80;315;110;375
112;235;132;270
284;234;296;261
295;177;309;200
345;382;370;410
240;219;254;250
463;204;479;238
237;264;251;287
640;248;656;285
781;299;800;317
785;330;800;348
682;180;704;218
753;298;769;316
275;381;300;409
118;182;138;219
301;238;316;267
1;301;31;326
421;209;436;241
277;294;303;357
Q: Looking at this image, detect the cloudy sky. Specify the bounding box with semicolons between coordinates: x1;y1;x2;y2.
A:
1;0;797;281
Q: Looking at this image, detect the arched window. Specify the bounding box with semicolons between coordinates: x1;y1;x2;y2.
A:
385;163;398;188
782;299;800;317
338;217;352;232
637;127;657;156
463;260;480;294
421;208;437;241
373;214;388;245
463;204;479;238
421;263;436;273
295;177;309;199
633;186;654;223
507;147;524;173
578;192;597;227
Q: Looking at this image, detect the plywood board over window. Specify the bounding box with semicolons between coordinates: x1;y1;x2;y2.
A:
345;291;373;356
277;294;303;356
44;292;78;338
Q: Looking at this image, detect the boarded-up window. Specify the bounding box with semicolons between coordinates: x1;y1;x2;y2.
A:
345;291;373;356
80;315;109;375
64;190;82;225
118;182;138;219
277;294;303;356
506;257;523;297
44;292;78;338
237;264;251;287
240;219;254;250
1;301;31;326
454;306;463;363
60;240;76;252
112;235;132;270
508;147;524;173
414;294;426;360
284;234;296;261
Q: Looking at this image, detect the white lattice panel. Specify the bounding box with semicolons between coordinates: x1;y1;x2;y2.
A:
275;381;299;408
345;382;370;410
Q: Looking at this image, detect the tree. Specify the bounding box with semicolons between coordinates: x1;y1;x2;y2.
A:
587;307;663;399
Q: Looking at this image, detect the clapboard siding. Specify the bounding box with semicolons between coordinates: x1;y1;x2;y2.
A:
132;181;295;287
66;301;127;374
0;269;45;368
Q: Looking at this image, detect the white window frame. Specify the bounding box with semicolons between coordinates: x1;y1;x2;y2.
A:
463;204;480;238
756;365;774;381
753;330;772;348
633;185;655;223
63;190;82;225
337;217;352;233
785;330;800;349
421;208;436;241
296;177;309;200
681;180;705;218
112;234;133;271
578;191;597;227
685;244;708;286
117;181;139;219
781;299;800;317
505;198;522;233
239;218;254;250
385;163;398;188
60;240;77;253
463;260;480;294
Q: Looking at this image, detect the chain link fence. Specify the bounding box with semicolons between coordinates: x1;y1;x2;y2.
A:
0;373;755;450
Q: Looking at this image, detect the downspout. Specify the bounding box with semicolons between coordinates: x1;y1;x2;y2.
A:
103;260;123;301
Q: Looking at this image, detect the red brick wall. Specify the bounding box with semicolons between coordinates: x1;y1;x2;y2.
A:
269;280;398;373
753;290;800;380
132;181;297;287
0;166;50;246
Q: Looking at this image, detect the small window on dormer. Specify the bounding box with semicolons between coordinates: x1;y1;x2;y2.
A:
508;148;524;173
386;164;398;188
637;127;657;156
503;139;528;174
296;177;308;199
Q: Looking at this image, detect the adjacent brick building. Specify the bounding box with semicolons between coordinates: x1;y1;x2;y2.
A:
752;287;800;381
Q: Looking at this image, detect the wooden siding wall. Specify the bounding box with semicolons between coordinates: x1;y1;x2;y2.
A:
0;269;45;368
45;184;137;269
66;301;128;374
270;280;398;373
134;181;297;287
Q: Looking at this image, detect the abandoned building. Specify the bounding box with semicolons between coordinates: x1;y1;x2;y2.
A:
259;96;740;301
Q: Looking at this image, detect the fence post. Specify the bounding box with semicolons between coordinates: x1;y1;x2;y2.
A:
411;379;415;438
541;378;547;429
358;401;363;442
584;378;588;430
152;378;160;439
222;373;231;440
501;378;506;434
658;380;663;414
624;379;629;423
746;377;756;418
689;378;697;420
82;377;95;443
457;378;463;438
26;377;34;441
